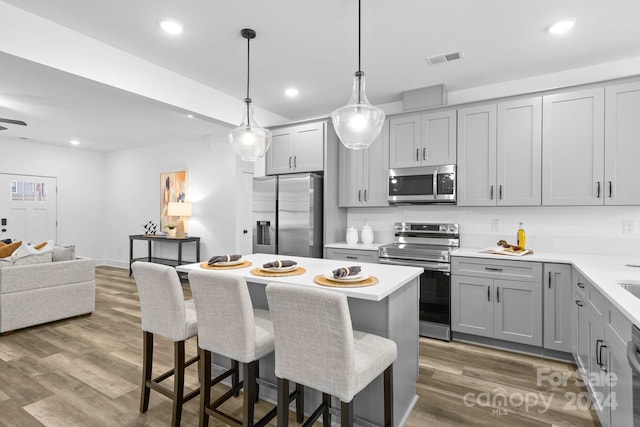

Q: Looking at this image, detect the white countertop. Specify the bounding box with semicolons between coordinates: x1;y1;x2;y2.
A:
453;247;640;328
324;242;387;251
176;253;422;302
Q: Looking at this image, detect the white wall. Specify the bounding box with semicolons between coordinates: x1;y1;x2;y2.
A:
347;205;640;256
103;137;242;268
0;140;106;258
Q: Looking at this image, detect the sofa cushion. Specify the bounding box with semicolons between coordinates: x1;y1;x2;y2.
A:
13;252;53;266
53;244;75;262
0;258;94;294
0;241;21;258
0;258;14;268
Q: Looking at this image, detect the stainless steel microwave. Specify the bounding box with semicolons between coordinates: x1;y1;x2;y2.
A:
388;165;456;204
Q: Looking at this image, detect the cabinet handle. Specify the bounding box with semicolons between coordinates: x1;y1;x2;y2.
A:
575;300;584;307
484;267;503;272
345;256;358;260
548;271;552;288
599;342;608;372
416;148;419;162
422;147;426;161
358;190;362;202
294;156;297;167
487;286;491;301
497;286;500;303
577;282;585;289
596;339;603;366
499;185;503;200
364;189;368;202
597;181;601;198
289;156;292;168
609;181;613;198
490;185;494;200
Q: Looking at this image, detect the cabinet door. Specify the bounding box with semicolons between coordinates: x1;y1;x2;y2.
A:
587;311;607;423
338;145;364;207
493;279;542;346
497;97;542;206
605;335;633;427
421;110;456;165
389;115;421;168
457;104;497;206
266;128;293;175
542;88;605;205
362;120;389;207
292;122;324;172
573;287;588;368
605;81;640;205
543;263;573;352
451;275;493;337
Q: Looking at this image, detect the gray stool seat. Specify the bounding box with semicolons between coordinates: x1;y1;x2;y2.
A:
266;282;397;427
132;261;200;427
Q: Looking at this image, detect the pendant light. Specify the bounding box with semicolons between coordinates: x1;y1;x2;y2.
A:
331;0;385;150
228;28;272;161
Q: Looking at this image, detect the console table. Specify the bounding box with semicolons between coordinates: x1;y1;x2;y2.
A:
129;234;200;276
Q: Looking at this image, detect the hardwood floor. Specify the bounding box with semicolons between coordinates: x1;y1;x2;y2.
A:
0;266;600;426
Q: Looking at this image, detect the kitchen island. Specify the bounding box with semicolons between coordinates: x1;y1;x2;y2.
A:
177;253;422;427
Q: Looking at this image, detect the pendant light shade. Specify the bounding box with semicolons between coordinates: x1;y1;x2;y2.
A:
228;29;272;161
331;0;385;150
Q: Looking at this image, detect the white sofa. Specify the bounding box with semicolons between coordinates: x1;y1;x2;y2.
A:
0;257;95;334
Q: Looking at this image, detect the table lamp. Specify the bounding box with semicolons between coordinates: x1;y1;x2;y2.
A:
167;202;192;238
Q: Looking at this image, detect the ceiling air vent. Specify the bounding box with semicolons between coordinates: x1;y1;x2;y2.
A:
426;51;463;66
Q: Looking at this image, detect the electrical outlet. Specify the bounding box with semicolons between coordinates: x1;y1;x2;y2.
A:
490;219;501;232
623;219;637;234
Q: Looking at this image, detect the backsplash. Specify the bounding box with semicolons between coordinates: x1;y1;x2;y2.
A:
346;205;640;256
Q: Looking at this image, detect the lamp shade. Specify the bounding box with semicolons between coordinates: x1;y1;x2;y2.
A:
228;99;272;161
331;71;385;149
167;202;192;217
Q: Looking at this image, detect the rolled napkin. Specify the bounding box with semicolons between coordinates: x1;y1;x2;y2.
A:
262;260;297;269
208;254;242;265
332;266;362;278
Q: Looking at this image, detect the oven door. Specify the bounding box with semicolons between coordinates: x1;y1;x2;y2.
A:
379;258;451;341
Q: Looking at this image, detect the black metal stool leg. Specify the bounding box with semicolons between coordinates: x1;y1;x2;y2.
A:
232;360;240;398
171;341;186;427
384;365;394;427
140;331;153;413
322;393;331;427
296;384;305;423
340;400;353;427
243;361;257;426
200;349;212;427
277;377;289;427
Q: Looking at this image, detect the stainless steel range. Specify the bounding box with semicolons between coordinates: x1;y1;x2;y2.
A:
378;222;459;341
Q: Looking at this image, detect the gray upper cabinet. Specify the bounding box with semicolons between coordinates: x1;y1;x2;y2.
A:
605;81;640;205
338;121;389;207
542;87;605;205
543;263;572;352
389;110;456;168
458;98;541;207
266;122;324;175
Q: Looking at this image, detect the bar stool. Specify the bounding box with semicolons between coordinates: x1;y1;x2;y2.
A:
188;270;303;427
131;261;200;427
265;283;397;427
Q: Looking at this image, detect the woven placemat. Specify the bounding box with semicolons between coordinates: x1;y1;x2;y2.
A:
250;267;306;277
199;261;253;270
313;275;379;288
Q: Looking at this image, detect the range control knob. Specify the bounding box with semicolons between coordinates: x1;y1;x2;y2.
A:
449;224;458;233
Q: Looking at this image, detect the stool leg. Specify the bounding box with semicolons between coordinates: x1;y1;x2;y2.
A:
384;365;394;427
276;377;289;427
232;360;240;397
340;400;353;427
322;393;331;427
199;349;211;427
243;361;257;426
296;384;305;423
172;340;186;427
254;360;260;404
140;331;153;413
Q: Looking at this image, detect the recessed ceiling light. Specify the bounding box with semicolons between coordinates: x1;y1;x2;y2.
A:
160;19;183;35
70;139;80;146
548;19;576;35
186;114;194;118
285;88;299;97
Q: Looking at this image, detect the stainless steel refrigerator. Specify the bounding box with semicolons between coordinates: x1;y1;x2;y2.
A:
253;173;323;258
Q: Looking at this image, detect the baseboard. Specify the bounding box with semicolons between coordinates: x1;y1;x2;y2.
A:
452;332;574;362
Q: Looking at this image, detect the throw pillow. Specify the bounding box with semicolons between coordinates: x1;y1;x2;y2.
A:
0;241;5;247
33;241;48;250
0;241;21;258
53;244;76;262
12;242;39;260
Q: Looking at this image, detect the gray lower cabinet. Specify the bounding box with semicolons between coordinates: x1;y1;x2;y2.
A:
543;263;573;352
325;247;379;264
572;268;633;427
452;257;542;346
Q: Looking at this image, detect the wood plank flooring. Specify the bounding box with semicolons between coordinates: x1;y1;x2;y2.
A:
0;266;600;426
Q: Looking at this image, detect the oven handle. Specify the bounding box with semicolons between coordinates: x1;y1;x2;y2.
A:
628;340;640;374
378;258;450;272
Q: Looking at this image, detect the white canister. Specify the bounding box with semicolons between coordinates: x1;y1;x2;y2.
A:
361;223;374;244
346;226;359;245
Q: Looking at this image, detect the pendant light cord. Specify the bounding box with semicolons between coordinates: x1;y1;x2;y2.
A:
246;35;251;118
358;0;361;72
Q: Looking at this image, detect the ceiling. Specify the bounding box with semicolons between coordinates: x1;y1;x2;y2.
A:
1;0;640;152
